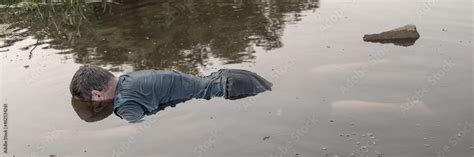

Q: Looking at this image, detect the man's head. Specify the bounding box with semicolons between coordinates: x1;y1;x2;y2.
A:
69;65;118;101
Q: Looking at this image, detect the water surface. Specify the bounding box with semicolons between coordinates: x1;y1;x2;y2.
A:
0;0;472;157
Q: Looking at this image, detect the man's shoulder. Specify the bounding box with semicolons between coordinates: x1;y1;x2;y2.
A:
123;69;177;76
118;69;173;88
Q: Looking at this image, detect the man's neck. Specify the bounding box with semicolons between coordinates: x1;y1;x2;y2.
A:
107;77;119;99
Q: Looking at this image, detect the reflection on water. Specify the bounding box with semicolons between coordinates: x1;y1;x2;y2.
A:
363;38;419;47
71;98;114;122
0;0;319;73
2;0;472;156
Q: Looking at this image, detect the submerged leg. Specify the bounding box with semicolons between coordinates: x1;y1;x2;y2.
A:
224;69;273;100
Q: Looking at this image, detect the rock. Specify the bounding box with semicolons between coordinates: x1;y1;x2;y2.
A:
363;24;420;46
364;25;420;41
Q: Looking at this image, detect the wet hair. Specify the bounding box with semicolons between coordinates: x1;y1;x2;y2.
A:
71;98;114;122
69;65;115;101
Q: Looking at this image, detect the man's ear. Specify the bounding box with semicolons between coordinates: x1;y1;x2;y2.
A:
91;90;103;101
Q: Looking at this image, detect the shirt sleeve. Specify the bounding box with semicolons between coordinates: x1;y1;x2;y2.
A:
115;103;146;123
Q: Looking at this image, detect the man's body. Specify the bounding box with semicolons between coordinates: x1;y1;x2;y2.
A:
70;65;272;122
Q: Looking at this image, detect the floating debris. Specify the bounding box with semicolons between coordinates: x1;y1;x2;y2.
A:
321;147;327;151
329;119;335;122
24;65;30;68
424;144;431;147
263;136;270;141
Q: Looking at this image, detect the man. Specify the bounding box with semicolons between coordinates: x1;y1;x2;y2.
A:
69;65;272;123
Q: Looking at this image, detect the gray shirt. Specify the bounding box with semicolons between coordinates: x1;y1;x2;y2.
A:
114;69;228;122
113;69;272;122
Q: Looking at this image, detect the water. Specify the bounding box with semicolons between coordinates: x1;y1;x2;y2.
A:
0;0;473;157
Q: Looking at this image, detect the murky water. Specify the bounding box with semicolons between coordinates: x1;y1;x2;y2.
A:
0;0;472;157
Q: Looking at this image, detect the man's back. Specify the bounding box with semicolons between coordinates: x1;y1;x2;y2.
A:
113;69;272;122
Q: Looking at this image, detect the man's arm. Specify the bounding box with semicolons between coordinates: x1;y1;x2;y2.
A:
115;103;145;123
